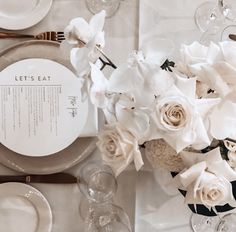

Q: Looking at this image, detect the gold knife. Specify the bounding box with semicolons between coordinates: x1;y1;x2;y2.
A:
229;34;236;41
0;173;77;184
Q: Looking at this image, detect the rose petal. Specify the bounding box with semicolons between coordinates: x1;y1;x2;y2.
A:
179;162;206;187
209;100;236;139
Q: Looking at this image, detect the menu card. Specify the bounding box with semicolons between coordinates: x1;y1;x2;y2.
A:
0;58;88;157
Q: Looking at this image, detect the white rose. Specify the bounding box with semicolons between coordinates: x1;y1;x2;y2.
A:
195;172;232;207
177;148;236;208
149;77;220;152
156;96;191;132
151;93;197;152
97;124;143;176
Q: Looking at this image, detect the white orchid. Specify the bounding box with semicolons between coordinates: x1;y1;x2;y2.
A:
64;10;106;76
108;39;174;107
89;62;109;108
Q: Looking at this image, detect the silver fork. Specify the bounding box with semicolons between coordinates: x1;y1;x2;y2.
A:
0;31;65;43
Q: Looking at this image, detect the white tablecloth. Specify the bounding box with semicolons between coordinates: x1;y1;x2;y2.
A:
0;0;139;231
1;0;233;231
136;1;235;231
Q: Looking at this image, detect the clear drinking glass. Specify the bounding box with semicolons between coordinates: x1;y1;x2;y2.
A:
78;162;118;203
221;24;236;41
85;0;120;18
195;0;236;33
216;214;236;232
84;203;132;232
190;214;219;232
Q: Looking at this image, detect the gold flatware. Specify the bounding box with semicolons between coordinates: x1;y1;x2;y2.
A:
0;30;117;69
0;31;65;43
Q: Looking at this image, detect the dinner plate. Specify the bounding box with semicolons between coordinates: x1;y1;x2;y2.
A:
0;58;88;157
0;182;52;232
0;40;97;174
0;0;52;30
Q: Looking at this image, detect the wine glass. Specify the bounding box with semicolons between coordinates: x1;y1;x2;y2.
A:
77;162;118;203
221;24;236;41
216;213;236;232
190;213;219;232
85;0;121;18
84;203;132;232
195;0;236;33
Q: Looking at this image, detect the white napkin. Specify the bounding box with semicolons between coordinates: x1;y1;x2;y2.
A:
80;99;98;137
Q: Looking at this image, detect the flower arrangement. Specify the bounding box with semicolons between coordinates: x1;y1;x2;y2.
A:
63;11;236;213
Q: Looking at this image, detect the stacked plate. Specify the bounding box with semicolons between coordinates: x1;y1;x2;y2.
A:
0;40;97;174
0;2;97;232
0;182;52;232
0;0;52;30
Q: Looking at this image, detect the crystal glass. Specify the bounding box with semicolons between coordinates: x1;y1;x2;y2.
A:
221;24;236;41
216;214;236;232
85;0;120;18
78;162;118;203
195;0;236;32
190;214;219;232
84;203;132;232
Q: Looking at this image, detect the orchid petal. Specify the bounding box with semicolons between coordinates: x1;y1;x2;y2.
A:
89;10;106;35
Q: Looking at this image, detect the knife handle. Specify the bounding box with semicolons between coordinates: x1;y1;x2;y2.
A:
0;175;27;183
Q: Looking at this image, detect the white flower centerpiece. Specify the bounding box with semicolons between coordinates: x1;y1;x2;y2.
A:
64;11;236;215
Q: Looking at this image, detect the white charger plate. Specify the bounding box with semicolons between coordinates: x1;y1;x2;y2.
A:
0;40;97;174
0;0;52;30
0;182;52;232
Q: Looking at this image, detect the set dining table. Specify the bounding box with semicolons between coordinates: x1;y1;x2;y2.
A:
1;0;234;231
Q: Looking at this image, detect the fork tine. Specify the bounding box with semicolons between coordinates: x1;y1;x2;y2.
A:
57;35;65;38
57;38;65;42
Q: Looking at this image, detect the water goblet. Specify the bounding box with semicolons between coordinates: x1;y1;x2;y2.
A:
84;203;132;232
216;213;236;232
78;162;118;203
85;0;120;18
195;0;236;33
190;213;219;232
221;24;236;41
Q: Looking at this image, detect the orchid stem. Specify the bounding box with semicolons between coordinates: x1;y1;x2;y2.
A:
78;38;117;69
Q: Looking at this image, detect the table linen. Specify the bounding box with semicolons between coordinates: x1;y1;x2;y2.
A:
0;0;139;231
